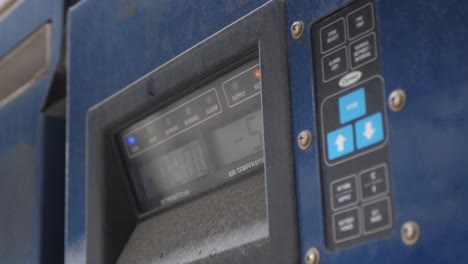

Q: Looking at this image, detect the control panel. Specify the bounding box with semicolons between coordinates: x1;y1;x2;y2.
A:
311;0;394;251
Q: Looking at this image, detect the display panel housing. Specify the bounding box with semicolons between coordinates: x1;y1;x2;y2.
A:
85;2;297;262
118;60;263;213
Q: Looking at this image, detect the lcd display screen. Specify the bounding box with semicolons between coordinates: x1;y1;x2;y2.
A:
138;140;208;198
119;59;263;213
212;109;263;166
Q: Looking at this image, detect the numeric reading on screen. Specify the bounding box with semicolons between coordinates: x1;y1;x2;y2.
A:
139;140;208;198
213;109;263;166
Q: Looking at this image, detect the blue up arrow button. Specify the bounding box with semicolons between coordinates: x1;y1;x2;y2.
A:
327;125;355;160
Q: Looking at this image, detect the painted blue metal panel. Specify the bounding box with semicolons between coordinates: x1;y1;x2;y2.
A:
0;0;64;263
66;0;268;262
287;0;468;263
67;0;468;262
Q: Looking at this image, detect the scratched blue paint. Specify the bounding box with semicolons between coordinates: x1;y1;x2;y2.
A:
287;0;468;263
66;0;268;262
0;0;64;263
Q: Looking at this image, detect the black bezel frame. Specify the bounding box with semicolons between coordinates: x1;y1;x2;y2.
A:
86;1;298;263
116;55;263;216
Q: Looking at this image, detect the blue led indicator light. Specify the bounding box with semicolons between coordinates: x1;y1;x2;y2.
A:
127;136;136;146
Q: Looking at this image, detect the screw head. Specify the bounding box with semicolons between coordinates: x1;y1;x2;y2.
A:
388;89;406;112
291;21;305;40
401;221;420;246
305;247;320;264
298;130;312;150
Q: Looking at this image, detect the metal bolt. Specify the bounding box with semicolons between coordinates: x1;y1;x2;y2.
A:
401;221;420;246
388;89;406;112
305;247;320;264
298;130;312;150
291;21;305;40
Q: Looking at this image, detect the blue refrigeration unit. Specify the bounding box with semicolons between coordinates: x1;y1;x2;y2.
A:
65;0;468;263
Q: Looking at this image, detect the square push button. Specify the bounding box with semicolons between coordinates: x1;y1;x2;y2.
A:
322;47;348;82
347;3;375;40
320;18;346;53
360;164;389;201
355;112;384;150
333;207;361;242
331;175;358;210
327;125;354;160
362;198;392;234
339;88;366;124
349;33;377;69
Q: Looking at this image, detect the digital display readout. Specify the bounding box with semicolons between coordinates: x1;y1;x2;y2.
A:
139;140;208;198
213;109;263;166
119;59;263;213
